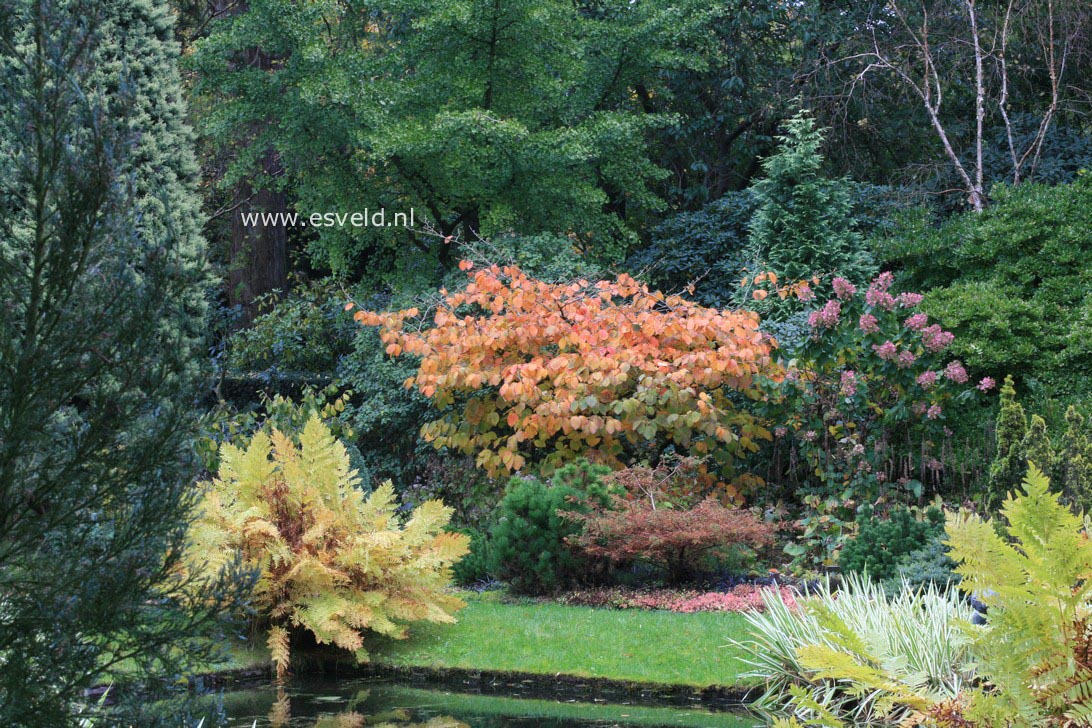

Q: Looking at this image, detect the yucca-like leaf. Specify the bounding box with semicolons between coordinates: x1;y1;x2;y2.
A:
739;574;974;726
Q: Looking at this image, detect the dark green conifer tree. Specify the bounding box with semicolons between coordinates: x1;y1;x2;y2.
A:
987;375;1029;505
743;110;874;317
0;0;244;722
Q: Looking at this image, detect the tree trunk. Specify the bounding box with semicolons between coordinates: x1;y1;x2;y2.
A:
228;166;288;324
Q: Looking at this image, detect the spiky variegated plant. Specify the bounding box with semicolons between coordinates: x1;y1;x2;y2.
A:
945;463;1092;726
750;465;1092;728
739;574;974;726
188;416;469;677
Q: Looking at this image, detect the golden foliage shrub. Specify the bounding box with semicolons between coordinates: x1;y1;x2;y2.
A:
187;416;469;676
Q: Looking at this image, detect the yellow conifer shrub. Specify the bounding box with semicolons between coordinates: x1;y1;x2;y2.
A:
187;416;469;677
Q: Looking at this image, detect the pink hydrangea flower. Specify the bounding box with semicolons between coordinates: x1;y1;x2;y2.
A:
898;292;924;308
873;340;898;361
927;404;942;419
896;350;917;368
978;377;996;392
859;313;879;333
917;371;938;389
873;271;894;291
921;324;955;352
832;277;857;300
865;287;897;310
944;360;968;383
840;370;858;396
904;313;929;331
797;283;815;302
808;299;841;329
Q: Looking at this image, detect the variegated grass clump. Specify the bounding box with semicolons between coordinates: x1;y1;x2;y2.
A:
736;573;975;726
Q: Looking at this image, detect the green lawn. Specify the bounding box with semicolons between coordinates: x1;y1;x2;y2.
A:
363;592;754;688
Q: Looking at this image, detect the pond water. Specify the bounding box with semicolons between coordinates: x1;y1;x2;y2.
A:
211;677;762;727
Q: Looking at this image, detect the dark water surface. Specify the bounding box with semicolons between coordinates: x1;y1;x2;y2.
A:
213;677;762;727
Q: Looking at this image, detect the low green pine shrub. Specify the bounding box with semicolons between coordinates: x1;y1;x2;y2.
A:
839;505;946;583
487;460;612;595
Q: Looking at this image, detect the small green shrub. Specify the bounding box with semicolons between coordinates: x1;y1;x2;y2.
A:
487;460;612;595
883;537;958;595
839;505;946;583
451;528;493;587
227;276;356;374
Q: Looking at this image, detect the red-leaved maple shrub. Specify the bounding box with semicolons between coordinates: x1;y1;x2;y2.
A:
567;496;776;584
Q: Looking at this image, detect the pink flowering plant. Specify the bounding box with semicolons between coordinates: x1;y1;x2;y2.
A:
757;272;990;506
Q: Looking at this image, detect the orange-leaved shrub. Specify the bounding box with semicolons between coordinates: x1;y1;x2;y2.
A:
351;264;780;494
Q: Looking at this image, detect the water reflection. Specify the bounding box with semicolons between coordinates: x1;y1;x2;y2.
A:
258;684;467;727
216;677;760;728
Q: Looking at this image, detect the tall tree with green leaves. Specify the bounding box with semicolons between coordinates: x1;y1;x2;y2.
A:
190;0;670;290
0;0;245;722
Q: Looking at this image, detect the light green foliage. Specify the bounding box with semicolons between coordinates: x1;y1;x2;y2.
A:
742;110;874;317
487;460;613;595
188;417;469;676
945;464;1092;725
879;175;1092;396
739;574;974;726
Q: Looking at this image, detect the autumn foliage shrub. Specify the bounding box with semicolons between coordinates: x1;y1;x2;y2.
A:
187;417;469;676
567;463;777;586
352;264;779;490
